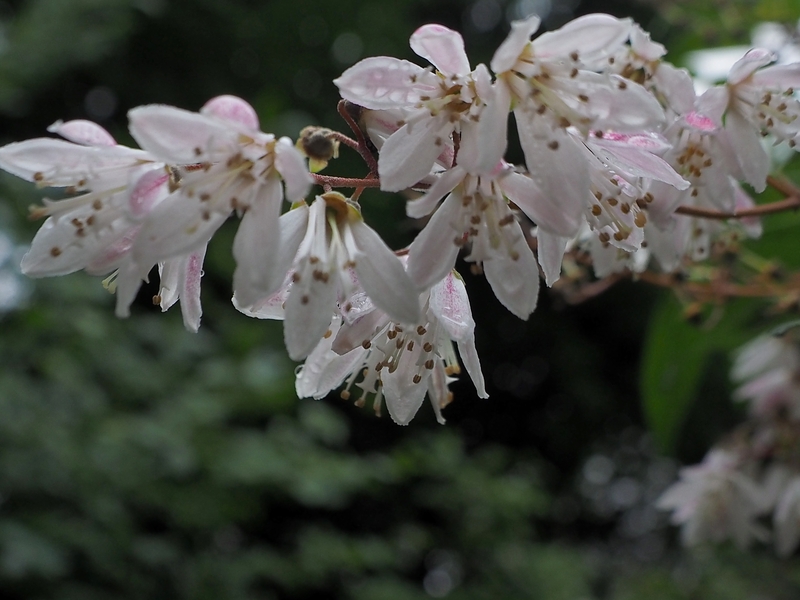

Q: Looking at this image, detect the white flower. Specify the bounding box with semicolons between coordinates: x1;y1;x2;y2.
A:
731;334;800;419
491;14;665;227
701;49;800;192
0;120;161;279
657;449;770;549
125;95;312;310
235;192;421;361
296;269;487;425
405;163;554;319
335;24;507;191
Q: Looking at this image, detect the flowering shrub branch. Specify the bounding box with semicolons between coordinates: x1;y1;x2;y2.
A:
4;11;800;555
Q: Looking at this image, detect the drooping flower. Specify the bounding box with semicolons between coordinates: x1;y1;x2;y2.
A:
296;269;486;425
235;192;421;361
657;449;771;549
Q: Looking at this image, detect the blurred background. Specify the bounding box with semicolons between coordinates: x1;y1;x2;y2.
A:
0;0;799;598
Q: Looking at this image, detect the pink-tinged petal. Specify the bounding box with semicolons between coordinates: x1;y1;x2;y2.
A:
534;14;631;62
410;24;470;76
378;115;451;192
334;57;438;110
589;136;689;189
128;168;170;219
406;166;465;218
47;119;116;147
201;95;260;130
536;229;569;286
728;48;775;85
491;14;540;73
232;179;283;308
85;225;141;275
233;273;291;320
501;171;581;237
275;137;313;201
456;338;488;398
179;246;206;332
724;110;769;192
348;220;421;324
514;111;590;231
284;267;338;360
752;64;800;89
407;192;462;290
0;139;149;186
429;270;474;340
695;87;729;128
484;227;539;320
128;105;234;163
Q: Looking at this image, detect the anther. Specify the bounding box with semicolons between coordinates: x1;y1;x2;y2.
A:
591;205;602;216
50;246;61;257
417;326;427;335
548;140;559;150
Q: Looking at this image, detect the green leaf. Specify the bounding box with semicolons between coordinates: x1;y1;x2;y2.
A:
641;294;758;453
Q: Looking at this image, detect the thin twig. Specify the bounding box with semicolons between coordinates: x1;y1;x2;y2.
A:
674;175;800;220
312;174;382;188
337;100;379;174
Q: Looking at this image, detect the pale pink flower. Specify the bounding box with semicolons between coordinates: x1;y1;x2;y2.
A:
657;449;770;549
335;24;507;191
731;334;800;419
296;269;487;425
774;476;800;557
125;95;312;311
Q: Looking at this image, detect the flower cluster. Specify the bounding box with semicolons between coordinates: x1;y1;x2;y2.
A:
3;14;800;427
658;331;800;556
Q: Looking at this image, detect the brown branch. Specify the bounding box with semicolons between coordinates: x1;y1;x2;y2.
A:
674;175;800;220
312;174;382;188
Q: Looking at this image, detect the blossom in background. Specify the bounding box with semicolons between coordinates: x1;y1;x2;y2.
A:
296;269;486;425
657;449;771;549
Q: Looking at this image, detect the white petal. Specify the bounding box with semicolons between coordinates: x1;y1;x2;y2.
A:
534;14;631;62
132;191;230;263
515;111;590;229
128;105;235;163
284;268;338;360
483;227;539;320
382;360;429;425
406;166;465;219
752;64;800;89
652;64;696;115
490;14;540;73
297;336;368;400
47;119;116;147
724;110;769;192
232;179;283;308
457;338;488;398
458;74;509;174
275;137;313;201
0;139;148;186
334;57;438;109
233;274;291;320
728;48;774;85
201;95;260;130
331;310;387;354
536;229;569;286
501;171;581;237
407;192;462;290
427;363;450;424
378;115;451;192
588;135;689;189
410;24;470;76
349;220;421;324
695;87;729;127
